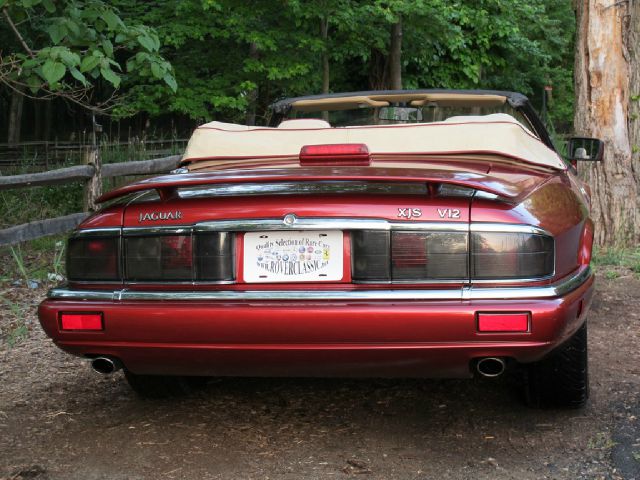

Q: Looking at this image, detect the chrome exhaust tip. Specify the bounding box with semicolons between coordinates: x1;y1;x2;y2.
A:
476;357;506;378
91;357;122;375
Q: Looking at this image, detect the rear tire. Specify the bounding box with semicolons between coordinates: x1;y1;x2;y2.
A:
525;321;589;408
124;370;207;398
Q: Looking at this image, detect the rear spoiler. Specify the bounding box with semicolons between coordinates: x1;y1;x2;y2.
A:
97;167;548;204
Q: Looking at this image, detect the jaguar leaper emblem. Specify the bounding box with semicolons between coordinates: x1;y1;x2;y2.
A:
138;210;183;222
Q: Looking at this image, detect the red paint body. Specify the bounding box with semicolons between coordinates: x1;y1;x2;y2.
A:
39;153;595;378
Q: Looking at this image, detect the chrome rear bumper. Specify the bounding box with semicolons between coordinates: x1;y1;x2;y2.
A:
48;266;592;302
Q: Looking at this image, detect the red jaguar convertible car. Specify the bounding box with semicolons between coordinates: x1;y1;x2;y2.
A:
38;90;603;407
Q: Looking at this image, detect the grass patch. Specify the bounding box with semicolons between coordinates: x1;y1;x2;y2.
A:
0;294;31;347
0;235;67;284
593;246;640;279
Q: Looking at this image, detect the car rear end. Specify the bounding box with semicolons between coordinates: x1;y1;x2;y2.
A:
38;168;593;385
38;92;595;406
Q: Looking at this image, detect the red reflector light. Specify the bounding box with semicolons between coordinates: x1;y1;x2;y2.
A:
299;143;370;166
477;313;529;332
60;313;103;331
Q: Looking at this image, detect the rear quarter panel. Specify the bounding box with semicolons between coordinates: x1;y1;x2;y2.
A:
471;170;590;280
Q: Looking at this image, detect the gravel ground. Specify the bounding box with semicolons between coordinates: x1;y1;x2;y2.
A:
0;272;639;480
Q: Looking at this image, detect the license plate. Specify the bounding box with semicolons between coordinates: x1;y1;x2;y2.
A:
243;231;343;283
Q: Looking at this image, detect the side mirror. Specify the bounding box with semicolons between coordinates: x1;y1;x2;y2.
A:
567;137;604;163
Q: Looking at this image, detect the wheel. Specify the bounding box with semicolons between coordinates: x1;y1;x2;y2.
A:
124;370;207;398
525;321;589;408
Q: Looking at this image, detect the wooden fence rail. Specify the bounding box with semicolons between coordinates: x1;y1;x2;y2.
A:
0;139;188;169
0;154;181;246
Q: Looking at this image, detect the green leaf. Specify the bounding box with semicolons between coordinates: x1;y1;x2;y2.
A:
150;62;162;79
41;60;66;85
102;10;122;31
69;67;88;86
59;49;80;67
80;55;100;72
47;23;67;44
137;35;156;52
22;58;40;69
102;39;114;57
26;75;42;94
100;67;121;88
65;18;81;36
163;74;177;93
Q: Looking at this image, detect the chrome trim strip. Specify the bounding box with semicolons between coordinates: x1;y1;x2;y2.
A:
72;228;122;237
48;267;591;302
469;222;550;236
195;218;469;232
123;226;192;236
87;220;548;236
197;218;389;232
49;289;120;301
462;266;591;300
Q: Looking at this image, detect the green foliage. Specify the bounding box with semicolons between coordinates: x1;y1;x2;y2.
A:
1;0;177;105
107;0;575;128
2;0;576;127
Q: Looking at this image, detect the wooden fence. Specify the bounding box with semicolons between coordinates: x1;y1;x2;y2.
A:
0;138;188;170
0;151;182;246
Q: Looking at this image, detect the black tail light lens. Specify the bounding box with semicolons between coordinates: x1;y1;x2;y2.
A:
125;235;193;281
195;232;235;281
392;232;468;280
67;237;120;281
351;229;553;283
351;231;391;281
471;232;554;279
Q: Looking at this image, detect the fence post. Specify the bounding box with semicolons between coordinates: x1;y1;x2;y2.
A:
83;114;102;212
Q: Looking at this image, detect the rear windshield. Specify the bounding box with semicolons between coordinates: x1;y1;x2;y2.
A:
288;104;532;129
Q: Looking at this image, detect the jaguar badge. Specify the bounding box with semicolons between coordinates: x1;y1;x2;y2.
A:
138;210;183;222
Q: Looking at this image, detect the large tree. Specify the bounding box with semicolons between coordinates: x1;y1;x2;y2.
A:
574;0;640;246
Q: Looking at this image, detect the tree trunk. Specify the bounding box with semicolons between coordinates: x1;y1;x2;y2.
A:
44;100;53;141
7;88;24;145
574;0;640;247
33;99;43;140
368;49;388;90
320;17;330;94
388;19;403;90
83;118;102;212
245;42;259;126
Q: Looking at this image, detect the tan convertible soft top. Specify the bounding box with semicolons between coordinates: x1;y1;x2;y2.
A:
181;114;566;170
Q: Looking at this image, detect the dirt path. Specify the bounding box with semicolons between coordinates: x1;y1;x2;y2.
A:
1;274;639;480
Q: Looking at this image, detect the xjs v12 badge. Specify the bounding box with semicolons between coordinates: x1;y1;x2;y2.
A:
437;208;461;219
397;208;422;219
138;210;183;222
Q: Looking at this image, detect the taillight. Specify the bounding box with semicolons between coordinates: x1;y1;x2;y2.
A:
67;237;120;281
471;232;554;279
351;231;468;281
195;232;235;281
351;231;391;281
125;235;193;281
351;229;553;283
392;232;468;280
